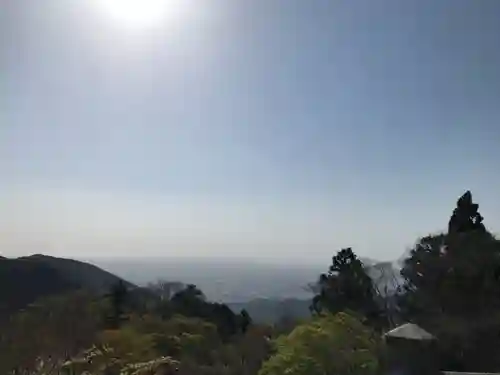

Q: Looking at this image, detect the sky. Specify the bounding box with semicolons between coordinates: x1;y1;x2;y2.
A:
1;0;500;264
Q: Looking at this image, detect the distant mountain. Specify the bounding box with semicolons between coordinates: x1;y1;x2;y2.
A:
21;254;135;292
228;262;404;324
93;257;404;303
92;258;321;302
0;254;134;318
0;257;77;317
227;261;404;324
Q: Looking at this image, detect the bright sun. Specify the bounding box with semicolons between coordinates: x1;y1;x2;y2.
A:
96;0;176;29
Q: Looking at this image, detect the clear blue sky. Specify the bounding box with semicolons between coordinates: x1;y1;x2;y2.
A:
1;0;499;263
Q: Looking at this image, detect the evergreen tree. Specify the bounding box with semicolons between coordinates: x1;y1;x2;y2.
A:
108;280;128;329
239;309;252;334
448;190;486;234
311;248;384;329
400;190;500;371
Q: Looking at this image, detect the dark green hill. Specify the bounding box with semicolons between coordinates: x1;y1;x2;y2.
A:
0;257;76;317
21;254;135;292
0;254;135;318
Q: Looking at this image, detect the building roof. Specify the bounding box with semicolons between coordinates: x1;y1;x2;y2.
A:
384;323;435;340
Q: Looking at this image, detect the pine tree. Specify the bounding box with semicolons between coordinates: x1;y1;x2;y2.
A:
400;191;500;371
108;280;128;329
448;190;486;234
311;248;383;328
240;309;252;334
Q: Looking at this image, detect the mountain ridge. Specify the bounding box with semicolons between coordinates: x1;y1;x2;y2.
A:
0;254;135;318
19;254;135;291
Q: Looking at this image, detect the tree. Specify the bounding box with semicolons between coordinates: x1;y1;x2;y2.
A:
107;280;129;329
168;284;243;340
239;309;252;334
171;284;205;305
448;190;486;234
230;324;273;375
400;190;500;371
170;284;207;320
258;312;381;375
0;291;102;374
311;248;384;329
401;191;500;318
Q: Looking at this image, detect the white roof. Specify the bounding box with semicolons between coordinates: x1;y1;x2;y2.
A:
384;323;435;340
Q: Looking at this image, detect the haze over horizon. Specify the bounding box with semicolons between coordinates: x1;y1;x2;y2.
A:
2;0;500;264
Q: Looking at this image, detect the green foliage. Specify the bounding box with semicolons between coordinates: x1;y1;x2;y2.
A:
98;328;158;362
239;308;252;333
0;269;269;375
0;291;102;374
106;279;130;329
400;190;500;371
311;248;385;329
0;254;134;319
56;313;272;375
274;313;305;335
0;257;77;318
400;191;500;318
401;232;500;317
448;190;487;234
25;254;135;292
259;312;381;375
11;189;500;374
169;284;248;339
131;314;221;362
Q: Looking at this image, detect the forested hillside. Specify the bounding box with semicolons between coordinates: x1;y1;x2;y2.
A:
21;254;136;291
0;257;77;318
0;254;134;318
2;191;500;374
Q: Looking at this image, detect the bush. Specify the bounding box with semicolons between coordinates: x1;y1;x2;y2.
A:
259;312;381;375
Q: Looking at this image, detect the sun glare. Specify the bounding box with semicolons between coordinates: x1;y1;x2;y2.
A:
96;0;177;29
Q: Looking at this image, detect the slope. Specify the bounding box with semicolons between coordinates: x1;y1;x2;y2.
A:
21;254;135;292
0;254;135;318
0;257;77;317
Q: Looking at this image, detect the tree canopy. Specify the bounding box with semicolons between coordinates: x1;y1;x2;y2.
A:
311;248;385;329
258;312;380;375
400;190;500;371
3;189;500;374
